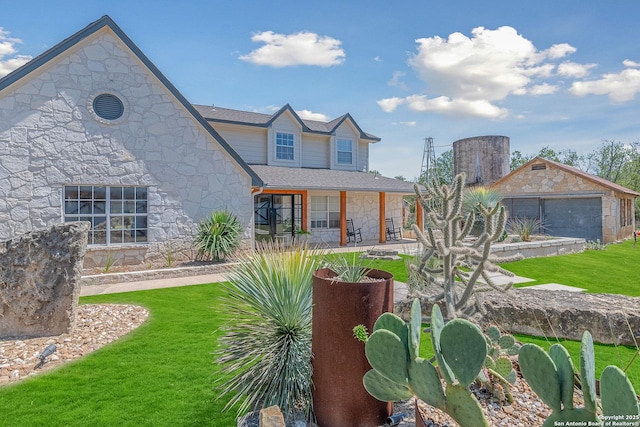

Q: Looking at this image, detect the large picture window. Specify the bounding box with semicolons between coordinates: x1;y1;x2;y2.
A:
337;138;353;164
64;185;148;245
311;195;340;229
275;132;294;160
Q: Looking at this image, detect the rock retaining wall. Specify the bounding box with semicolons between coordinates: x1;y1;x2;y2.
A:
0;222;89;338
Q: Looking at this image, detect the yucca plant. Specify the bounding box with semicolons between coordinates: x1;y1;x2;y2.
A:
462;186;503;236
193;209;242;261
216;241;323;420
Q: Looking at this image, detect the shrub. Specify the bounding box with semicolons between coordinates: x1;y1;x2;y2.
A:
507;217;545;242
585;239;607;250
216;242;323;419
193;209;242;261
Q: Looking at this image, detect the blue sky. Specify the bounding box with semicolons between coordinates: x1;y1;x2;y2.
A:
2;1;640;179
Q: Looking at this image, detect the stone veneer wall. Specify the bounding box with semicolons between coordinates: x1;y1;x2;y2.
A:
0;30;253;264
494;162;625;243
307;191;403;244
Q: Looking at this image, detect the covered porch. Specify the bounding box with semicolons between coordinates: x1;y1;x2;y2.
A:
250;165;422;247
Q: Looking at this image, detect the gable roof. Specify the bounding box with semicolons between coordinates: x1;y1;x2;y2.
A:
0;15;263;187
250;165;416;193
493;156;640;197
193;104;381;142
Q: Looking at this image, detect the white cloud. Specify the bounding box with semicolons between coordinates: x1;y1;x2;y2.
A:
0;27;32;77
377;97;405;112
557;61;597;78
374;56;382;62
384;26;577;118
623;59;640;68
388;71;408;90
392;121;416;126
239;31;345;67
404;95;508;119
543;43;577;59
529;83;559;95
296;109;330;121
570;68;640;103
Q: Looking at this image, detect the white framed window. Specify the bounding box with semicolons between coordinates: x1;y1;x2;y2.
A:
337;138;353;164
275;132;295;160
63;185;148;245
311;195;340;229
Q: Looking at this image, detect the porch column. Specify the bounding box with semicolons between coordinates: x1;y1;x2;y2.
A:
379;192;386;244
416;200;423;232
340;191;347;246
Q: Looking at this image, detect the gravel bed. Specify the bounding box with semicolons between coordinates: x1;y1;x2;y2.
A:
0;304;148;385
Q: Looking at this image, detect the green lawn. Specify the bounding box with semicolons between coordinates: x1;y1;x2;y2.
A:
0;284;238;427
501;239;640;296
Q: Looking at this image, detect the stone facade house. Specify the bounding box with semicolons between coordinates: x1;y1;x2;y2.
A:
492;157;639;243
0;16;414;265
196;105;415;246
0;16;261;266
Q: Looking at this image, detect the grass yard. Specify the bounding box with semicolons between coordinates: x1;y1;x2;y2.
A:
0;241;638;425
0;284;239;427
502;239;640;296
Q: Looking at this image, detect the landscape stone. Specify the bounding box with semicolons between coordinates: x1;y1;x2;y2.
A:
395;287;640;346
259;406;286;427
0;222;89;338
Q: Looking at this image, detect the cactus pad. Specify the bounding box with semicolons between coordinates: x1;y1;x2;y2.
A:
600;365;640;417
365;329;408;384
363;369;413;402
408;357;446;409
430;304;454;384
549;344;574;410
518;343;562;412
580;331;597;413
445;384;490;427
440;319;487;388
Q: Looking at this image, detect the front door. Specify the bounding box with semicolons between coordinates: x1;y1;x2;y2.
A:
254;194;302;243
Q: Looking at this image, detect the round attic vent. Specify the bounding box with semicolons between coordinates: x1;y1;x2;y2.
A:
92;93;124;121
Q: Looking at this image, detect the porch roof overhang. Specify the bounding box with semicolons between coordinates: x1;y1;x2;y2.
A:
250;165;417;194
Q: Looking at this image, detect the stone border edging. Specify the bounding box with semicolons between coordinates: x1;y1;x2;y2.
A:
81;262;238;287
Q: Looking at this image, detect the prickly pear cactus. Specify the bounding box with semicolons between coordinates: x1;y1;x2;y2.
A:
478;325;520;403
363;299;490;427
518;330;640;427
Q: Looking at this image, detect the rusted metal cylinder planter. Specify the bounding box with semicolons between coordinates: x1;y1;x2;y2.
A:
311;268;394;427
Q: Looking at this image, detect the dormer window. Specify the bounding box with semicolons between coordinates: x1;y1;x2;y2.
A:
337;138;353;164
275;132;294;161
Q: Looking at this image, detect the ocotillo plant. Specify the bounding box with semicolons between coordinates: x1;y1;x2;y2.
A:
411;173;522;320
361;299;490;427
519;331;640;426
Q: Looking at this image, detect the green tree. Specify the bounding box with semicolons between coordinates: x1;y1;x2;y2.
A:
586;140;630;182
510;150;532;171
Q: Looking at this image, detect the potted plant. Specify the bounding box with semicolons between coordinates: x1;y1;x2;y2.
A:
311;253;394;427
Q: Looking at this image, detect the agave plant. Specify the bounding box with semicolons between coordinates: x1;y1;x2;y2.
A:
507;217;546;242
193;209;242;261
216;241;323;419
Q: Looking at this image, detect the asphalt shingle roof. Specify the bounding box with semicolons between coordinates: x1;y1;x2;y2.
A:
250;165;417;193
193;104;380;142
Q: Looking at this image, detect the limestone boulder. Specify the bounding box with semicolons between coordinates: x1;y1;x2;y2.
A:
0;222;89;338
395;288;640;346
